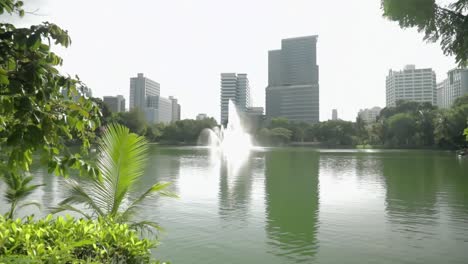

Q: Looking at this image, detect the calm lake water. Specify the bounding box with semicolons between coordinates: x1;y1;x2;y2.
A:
1;147;468;263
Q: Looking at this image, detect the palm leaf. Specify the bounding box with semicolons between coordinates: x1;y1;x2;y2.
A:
96;123;149;217
50;204;92;219
120;182;177;221
53;123;176;232
18;201;41;210
57;179;106;217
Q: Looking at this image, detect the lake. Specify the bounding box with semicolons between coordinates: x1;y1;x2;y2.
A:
1;147;468;263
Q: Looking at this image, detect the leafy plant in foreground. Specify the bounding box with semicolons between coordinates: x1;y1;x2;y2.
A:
0;214;168;263
2;172;42;219
53;124;177;232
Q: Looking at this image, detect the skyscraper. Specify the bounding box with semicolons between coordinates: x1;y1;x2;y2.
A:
220;73;251;124
437;68;468;109
386;65;437;107
169;96;181;122
129;73;160;110
332;109;338;120
103;95;125;113
266;36;320;123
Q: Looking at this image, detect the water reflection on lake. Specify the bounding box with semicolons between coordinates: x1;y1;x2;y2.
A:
1;147;467;264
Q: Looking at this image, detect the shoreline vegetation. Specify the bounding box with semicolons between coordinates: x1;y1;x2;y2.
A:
101;98;468;151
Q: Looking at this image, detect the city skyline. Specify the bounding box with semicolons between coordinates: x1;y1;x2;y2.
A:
9;0;456;122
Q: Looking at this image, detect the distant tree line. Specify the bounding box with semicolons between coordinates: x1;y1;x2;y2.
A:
253;95;468;149
92;95;468;149
93;102;218;144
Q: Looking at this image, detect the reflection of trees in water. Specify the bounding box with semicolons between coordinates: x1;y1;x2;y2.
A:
218;155;254;221
382;152;440;223
434;156;468;223
264;150;319;263
382;152;468;242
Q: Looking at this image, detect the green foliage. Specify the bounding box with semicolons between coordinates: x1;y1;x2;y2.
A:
2;172;42;219
381;0;468;66
115;109;147;135
464;127;468;142
160;118;218;144
53;124;176;232
259;127;293;145
386;113;416;146
453;94;468;108
0;10;101;177
434;104;468;147
315;120;357;146
0;0;24;16
0;214;167;263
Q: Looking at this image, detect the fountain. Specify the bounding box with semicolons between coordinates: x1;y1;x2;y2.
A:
198;100;252;155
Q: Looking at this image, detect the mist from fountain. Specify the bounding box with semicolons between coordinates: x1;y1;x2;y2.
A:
198;100;252;155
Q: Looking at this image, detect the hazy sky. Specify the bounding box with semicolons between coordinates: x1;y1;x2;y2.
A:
9;0;456;121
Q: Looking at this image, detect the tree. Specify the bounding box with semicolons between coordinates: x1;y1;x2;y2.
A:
116;109;147;135
269;127;293;145
464;127;468;142
1;0;102;219
381;0;468;66
315;120;357;145
386;113;417;146
453;94;468;108
53;124;176;232
0;1;101;177
3;172;42;219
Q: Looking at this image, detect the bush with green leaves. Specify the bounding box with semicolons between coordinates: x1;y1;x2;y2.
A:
0;214;168;263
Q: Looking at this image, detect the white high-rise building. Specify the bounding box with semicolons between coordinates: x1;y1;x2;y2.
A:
437;68;468;109
129;73;160;110
220;73;251;124
129;73;180;124
386;65;437;107
358;107;382;123
332;109;338;120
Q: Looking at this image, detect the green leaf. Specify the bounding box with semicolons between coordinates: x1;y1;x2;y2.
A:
0;68;9;84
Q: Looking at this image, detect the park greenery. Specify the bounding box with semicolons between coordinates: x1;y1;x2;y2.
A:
0;1;171;262
0;215;158;263
101;107;218;144
252;96;468;148
382;0;468;67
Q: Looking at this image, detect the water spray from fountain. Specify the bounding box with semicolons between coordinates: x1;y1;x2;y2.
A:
198;100;252;154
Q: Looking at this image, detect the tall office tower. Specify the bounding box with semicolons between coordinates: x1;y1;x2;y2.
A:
266;36;320;123
332;109;338;120
129;73;160;110
169;96;181;122
358;107;382;123
103;95;126;113
220;73;251;124
437;68;468;109
386;65;437;107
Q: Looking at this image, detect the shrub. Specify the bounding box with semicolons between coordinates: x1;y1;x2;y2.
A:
0;214;166;263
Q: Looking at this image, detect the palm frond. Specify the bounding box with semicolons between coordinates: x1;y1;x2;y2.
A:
129;220;164;238
50;204;92;219
18;201;41;210
56;180;105;217
97;123;149;217
120;182;177;222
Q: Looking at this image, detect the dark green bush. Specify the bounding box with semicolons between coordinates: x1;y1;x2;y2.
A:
0;214;165;263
